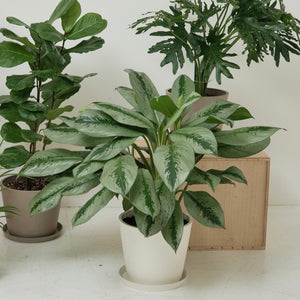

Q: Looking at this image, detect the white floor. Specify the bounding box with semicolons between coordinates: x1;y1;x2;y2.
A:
0;205;299;300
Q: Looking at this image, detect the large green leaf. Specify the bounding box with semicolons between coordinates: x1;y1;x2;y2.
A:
0;102;26;122
46;105;74;121
0;41;35;67
61;173;100;196
183;99;240;127
6;75;35;91
67;13;107;40
48;0;77;24
21;129;43;143
61;0;81;32
116;86;139;110
153;143;195;193
72;188;114;226
171;74;195;105
0;145;30;168
20;149;85;177
74;109;142;138
84;137;135;162
129;169;160;218
44;127;109;147
94;102;153;129
6;17;29;28
10;87;33;104
161;202;184;252
18;101;47;121
100;155;138;196
41;76;74;93
66;36;104;53
43;40;65;66
170;127;218;155
0;28;35;51
0;95;11;104
125;69;158;123
31;22;64;42
218;138;271;158
184;191;225;228
73;161;104;178
215;127;281;146
30;177;74;215
150;95;178;118
187;167;221;191
1;123;25;143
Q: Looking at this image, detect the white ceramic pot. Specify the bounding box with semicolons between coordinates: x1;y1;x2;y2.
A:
119;210;192;286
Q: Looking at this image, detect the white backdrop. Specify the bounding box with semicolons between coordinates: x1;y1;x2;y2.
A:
0;0;299;205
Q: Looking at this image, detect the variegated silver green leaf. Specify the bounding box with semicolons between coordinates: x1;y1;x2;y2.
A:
84;137;135;162
72;188;115;226
100;155;138;196
44;127;110;146
115;86;139;110
171;74;195;105
183;99;240;127
184;191;225;228
125;69;158;123
208;166;247;184
161;201;184;252
153;144;195;193
20;149;86;177
170;127;218;155
74;109;142;138
187;168;221;191
62;173;100;196
94;102;153;129
163;91;201;130
73;161;104;178
215;126;281;146
30;177;74;215
129;169;160;218
217;138;271;158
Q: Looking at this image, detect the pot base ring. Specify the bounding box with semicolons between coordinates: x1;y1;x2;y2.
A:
119;265;187;291
2;222;63;243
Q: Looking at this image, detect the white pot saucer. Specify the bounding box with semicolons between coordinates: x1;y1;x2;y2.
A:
2;222;63;243
119;265;187;292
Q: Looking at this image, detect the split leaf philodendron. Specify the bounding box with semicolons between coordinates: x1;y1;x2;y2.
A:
20;69;280;251
0;0;107;189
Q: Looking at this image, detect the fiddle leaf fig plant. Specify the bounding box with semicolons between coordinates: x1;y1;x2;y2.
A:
20;69;280;251
0;0;107;189
131;0;300;96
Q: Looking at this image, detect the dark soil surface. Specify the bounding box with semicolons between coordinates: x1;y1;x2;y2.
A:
3;176;49;191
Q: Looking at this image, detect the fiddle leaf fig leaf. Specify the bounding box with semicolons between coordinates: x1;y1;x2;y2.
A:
0;145;30;168
6;17;29;28
1;122;26;143
61;0;81;32
66;36;104;53
30;177;74;215
129;169;161;218
161;202;184;252
153;143;195;193
67;13;107;40
20;149;85;177
101;155;138;196
6;75;35;91
170;127;218;155
184;191;225;228
72;187;115;226
46;105;74;121
48;0;77;24
0;102;26;122
0;95;11;104
31;22;64;42
10;87;33;104
0;28;35;51
0;41;35;68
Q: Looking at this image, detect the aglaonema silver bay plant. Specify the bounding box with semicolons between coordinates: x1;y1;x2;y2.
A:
0;0;107;189
20;69;280;251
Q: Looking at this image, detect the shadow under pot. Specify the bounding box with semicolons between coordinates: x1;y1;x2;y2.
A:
1;176;62;243
119;210;192;291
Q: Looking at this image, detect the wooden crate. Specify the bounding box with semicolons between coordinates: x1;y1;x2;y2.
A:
186;152;270;250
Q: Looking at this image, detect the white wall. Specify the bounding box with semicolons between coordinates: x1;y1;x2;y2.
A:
0;0;299;205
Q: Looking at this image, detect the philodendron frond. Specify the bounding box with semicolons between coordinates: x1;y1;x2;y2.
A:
131;0;300;96
20;69;280;251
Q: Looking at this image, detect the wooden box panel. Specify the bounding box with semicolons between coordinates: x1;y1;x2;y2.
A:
186;152;270;250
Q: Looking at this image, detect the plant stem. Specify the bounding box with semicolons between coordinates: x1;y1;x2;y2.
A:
177;182;189;203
